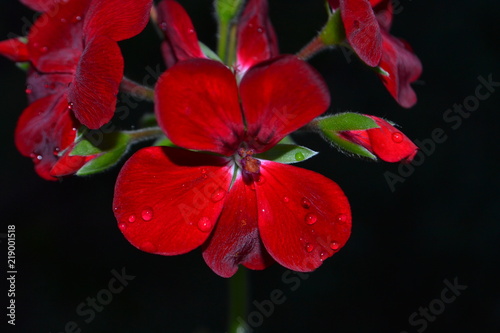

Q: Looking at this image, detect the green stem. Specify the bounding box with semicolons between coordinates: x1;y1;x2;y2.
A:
296;35;332;61
217;18;230;62
226;23;238;66
120;78;155;102
125;127;164;142
228;268;249;333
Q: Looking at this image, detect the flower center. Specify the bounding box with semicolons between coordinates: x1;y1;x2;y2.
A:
237;147;261;179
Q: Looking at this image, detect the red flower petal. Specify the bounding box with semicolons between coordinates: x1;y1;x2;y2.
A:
202;175;274;277
15;93;79;181
113;147;233;255
50;151;95;178
339;0;382;67
157;0;205;66
20;0;64;12
83;0;152;42
27;0;87;73
68;36;123;129
256;161;351;272
365;116;417;162
155;59;245;156
0;38;29;62
240;55;330;153
372;0;393;31
378;31;422;108
236;0;279;73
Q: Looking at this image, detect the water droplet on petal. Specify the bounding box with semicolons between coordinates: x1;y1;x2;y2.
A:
25;85;32;94
256;175;266;186
319;252;327;261
305;213;317;225
118;223;127;231
392;132;403;143
283;196;290;203
141;207;153;221
211;189;226;202
53;147;60;156
337;213;348;224
128;215;136;223
32;153;43;164
187;28;194;34
305;243;314;253
72;15;82;23
140;241;157;252
67;102;74;110
301;198;311;209
330;241;340;250
257;27;263;33
295;152;305;161
40;46;48;53
197;217;212;232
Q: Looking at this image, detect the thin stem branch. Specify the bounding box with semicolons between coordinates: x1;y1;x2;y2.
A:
120;78;155;102
228;268;249;333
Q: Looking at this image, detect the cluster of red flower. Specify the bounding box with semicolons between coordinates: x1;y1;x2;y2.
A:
0;0;421;277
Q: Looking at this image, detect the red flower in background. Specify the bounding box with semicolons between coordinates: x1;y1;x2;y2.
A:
328;0;422;108
157;0;278;75
0;0;151;180
113;56;351;277
339;115;418;162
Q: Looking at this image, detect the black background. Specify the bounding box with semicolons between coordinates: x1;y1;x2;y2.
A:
1;0;499;332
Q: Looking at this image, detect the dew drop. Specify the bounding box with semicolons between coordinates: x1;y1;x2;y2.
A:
25;85;32;94
305;213;317;225
283;196;290;203
211;189;226;203
256;175;266;186
305;243;314;253
67;102;74;110
141;207;154;221
301;197;311;209
128;215;136;223
197;217;212;232
40;46;48;53
72;15;82;23
330;241;340;250
257;27;264;33
118;223;127;231
337;213;348;224
32;153;43;164
139;241;157;252
319;252;327;261
295;152;305;161
392;132;403;143
200;168;207;174
53;147;60;156
187;28;194;34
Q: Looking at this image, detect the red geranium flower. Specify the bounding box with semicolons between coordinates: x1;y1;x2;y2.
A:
113;56;351;277
157;0;278;74
0;0;151;180
339;115;418;162
328;0;422;108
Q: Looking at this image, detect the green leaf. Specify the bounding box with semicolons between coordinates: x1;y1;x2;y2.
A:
255;144;318;164
317;112;379;132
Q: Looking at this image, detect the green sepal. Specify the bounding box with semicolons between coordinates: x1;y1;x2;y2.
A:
255;144;318;164
76;143;130;176
15;62;30;71
373;65;390;77
323;131;377;160
71;132;130;156
320;8;345;45
199;42;222;62
316;112;379;132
